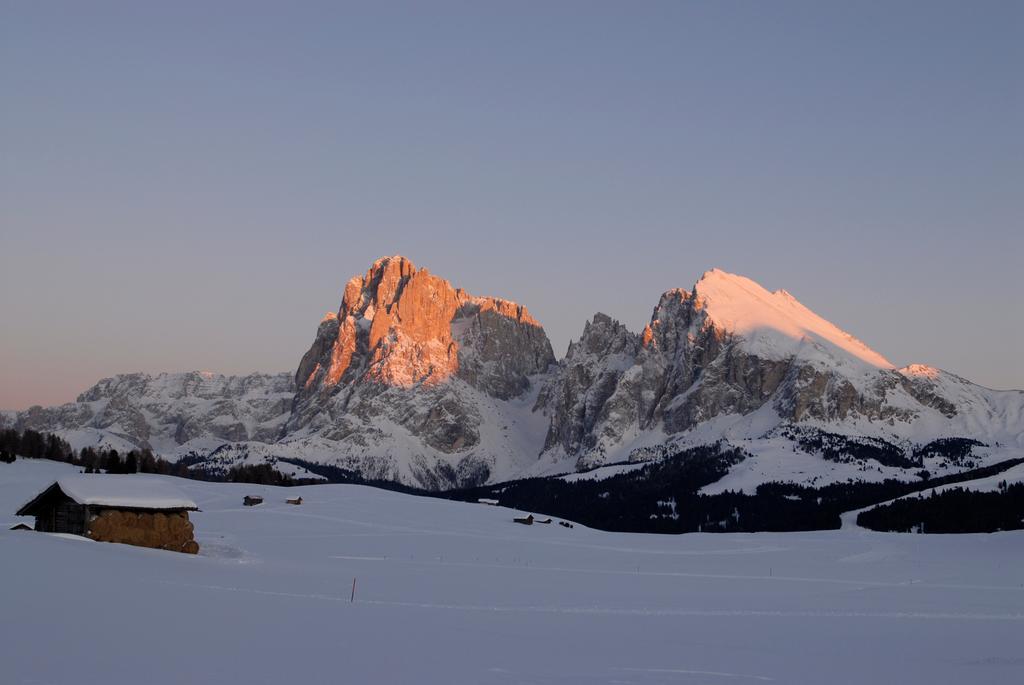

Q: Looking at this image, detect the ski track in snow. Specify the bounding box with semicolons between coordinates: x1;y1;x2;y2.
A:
316;553;1024;592
157;580;1024;622
616;667;774;681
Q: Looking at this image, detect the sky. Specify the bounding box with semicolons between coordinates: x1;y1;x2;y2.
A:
1;1;1022;409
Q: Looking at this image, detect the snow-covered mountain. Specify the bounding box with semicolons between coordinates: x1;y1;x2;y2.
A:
276;255;555;487
535;269;1024;489
6;371;295;456
6;260;1022;490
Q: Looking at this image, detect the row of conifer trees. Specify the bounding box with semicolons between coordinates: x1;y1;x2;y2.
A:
1;427;314;485
0;428;185;475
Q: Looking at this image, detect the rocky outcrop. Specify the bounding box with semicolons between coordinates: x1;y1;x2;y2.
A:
294;256;553;398
287;256;555;458
454;298;554;400
534;313;642;463
896;365;959;418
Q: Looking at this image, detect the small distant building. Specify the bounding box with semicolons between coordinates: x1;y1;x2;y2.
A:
477;498;499;506
513;514;534;525
286;496;303;505
535;517;552;524
243;495;264;506
16;477;200;554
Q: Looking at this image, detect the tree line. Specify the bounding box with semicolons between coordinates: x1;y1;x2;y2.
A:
5;426;1020;532
1;428;322;486
1;428;185;475
447;446;1024;534
857;482;1024;533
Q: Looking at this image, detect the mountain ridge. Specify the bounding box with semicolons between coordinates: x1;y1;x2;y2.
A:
5;257;1021;491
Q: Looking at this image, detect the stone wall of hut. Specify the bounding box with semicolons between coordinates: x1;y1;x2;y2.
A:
87;509;199;554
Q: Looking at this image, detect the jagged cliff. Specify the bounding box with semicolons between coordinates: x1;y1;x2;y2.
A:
271;256;555;487
288;256;553;445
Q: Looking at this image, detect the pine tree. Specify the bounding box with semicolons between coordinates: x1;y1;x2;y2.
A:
79;447;97;471
105;449;121;473
139;449;157;473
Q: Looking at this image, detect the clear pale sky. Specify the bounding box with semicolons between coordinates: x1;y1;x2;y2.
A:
2;1;1022;409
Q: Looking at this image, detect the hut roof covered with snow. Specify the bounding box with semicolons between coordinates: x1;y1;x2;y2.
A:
17;476;198;515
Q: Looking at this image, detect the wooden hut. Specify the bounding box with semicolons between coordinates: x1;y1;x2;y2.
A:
286;496;303;505
16;477;200;554
513;514;534;525
243;495;263;506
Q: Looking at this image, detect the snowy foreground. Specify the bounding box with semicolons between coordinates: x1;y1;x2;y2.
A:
2;461;1023;685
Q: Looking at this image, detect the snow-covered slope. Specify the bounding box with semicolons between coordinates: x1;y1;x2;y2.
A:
2;459;1023;685
696;269;893;369
207;375;551;488
896;364;1024;444
8;262;1022;491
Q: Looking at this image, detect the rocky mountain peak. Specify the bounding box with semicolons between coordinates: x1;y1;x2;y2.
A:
287;256;555;462
569;313;638;358
296;255;553;394
341;255;417;320
900;363;942;380
295;256;459;391
538;269;953;467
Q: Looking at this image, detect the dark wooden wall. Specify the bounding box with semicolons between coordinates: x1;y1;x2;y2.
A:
35;502;87;535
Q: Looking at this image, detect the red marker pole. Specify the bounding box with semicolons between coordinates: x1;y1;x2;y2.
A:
351;577;357;603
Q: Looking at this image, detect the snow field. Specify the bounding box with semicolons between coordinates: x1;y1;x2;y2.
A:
2;459;1023;684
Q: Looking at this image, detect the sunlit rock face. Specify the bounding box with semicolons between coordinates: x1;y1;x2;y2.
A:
287;256;556;456
294;257;461;392
294;257;553;396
